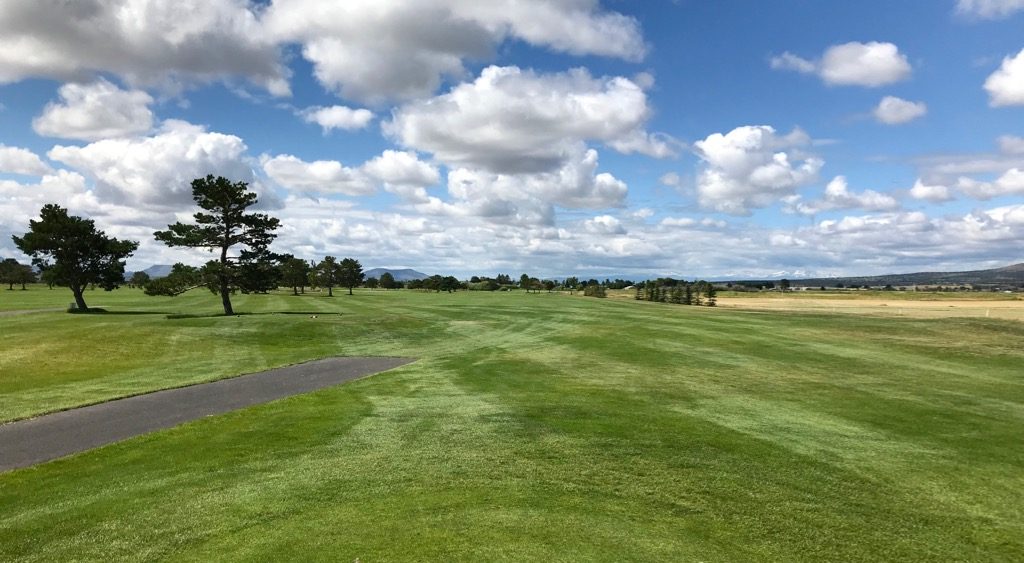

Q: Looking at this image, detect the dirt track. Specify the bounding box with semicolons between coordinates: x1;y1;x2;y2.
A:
0;356;413;472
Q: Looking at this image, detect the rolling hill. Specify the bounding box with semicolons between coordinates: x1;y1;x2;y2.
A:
733;263;1024;289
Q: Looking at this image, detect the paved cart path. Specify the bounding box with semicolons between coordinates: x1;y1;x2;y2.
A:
0;356;414;472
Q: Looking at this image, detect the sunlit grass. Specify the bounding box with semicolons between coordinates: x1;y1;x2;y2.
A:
1;287;1022;560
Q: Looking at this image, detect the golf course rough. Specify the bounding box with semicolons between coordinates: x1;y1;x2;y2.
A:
0;287;1021;561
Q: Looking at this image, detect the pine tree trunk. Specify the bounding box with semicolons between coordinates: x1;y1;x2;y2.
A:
220;282;234;315
220;241;233;315
71;286;89;311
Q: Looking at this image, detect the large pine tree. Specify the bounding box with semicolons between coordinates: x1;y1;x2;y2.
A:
154;176;280;315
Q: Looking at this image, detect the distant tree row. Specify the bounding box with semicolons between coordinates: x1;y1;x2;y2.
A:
635;280;717;306
8;174;688;313
0;258;36;290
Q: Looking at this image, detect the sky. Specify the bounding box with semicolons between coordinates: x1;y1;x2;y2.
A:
1;0;1024;280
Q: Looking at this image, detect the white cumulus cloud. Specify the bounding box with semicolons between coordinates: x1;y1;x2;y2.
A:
956;168;1024;199
786;176;900;215
693;126;823;215
262;0;645;103
33;79;154;141
583;215;625;235
262;154;375;196
873;96;927;125
48;119;258;208
985;48;1024;107
0;145;52;176
262;149;438;199
909;179;954;202
416;148;627;228
0;0;289;95
385;65;675;175
299;105;374;133
771;42;912;87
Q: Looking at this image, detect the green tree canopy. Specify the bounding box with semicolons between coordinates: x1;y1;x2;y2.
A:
314;256;341;297
379;271;398;289
143;263;204;297
338;258;364;295
154;176;280;315
13;204;137;310
0;258;21;290
280;256;312;295
128;271;151;289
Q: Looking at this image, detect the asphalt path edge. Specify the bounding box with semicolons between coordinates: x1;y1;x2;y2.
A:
0;356;414;472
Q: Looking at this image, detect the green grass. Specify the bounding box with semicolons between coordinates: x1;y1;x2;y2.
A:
1;287;1022;561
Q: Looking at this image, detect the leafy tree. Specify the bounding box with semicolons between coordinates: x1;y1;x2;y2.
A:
583;283;606;298
705;283;717;306
379;272;398;289
13;204;137;311
779;278;791;292
471;278;499;291
237;250;283;294
12;263;36;290
519;273;531;293
495;273;512;285
364;277;379;289
670;285;683;304
129;271;151;289
683;283;693;305
144;263;204;296
280;256;311;295
564;276;579;295
423;275;442;292
338;258;364;295
441;275;461;293
39;267;58;289
314;256;341;297
154;176;279;315
0;258;20;290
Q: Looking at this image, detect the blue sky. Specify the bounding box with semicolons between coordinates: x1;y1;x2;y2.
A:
1;0;1023;279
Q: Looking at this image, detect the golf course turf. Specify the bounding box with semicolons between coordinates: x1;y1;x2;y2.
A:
0;356;413;471
0;287;1022;560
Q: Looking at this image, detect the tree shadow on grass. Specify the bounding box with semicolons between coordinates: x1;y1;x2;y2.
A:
165;311;342;320
74;310;176;316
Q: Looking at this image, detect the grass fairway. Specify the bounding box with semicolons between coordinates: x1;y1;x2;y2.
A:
1;288;1023;560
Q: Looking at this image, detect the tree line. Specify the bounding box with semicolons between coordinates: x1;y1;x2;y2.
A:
634;278;717;307
8;174;687;313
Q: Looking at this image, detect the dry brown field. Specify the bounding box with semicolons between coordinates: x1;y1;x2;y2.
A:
607;289;1024;320
718;293;1024;320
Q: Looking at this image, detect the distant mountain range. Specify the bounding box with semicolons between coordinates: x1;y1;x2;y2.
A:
125;264;174;279
364;268;428;281
734;263;1024;289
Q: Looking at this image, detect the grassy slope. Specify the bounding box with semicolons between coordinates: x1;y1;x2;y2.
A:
1;288;1022;561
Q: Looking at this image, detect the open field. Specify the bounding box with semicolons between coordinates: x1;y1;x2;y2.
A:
1;287;1023;560
716;291;1024;321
